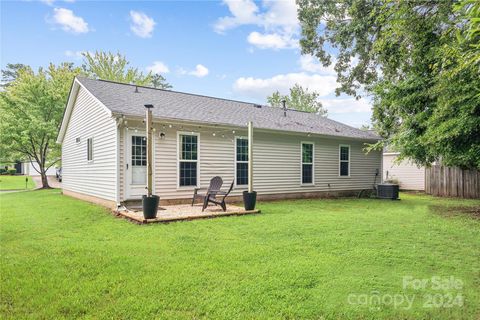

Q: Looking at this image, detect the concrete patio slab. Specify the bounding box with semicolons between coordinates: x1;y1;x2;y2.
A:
115;203;261;224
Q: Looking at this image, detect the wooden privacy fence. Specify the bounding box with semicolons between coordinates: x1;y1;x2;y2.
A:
425;165;480;199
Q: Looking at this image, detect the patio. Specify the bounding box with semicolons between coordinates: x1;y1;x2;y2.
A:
116;203;261;224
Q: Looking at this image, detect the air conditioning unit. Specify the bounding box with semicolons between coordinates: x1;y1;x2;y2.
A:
377;183;399;200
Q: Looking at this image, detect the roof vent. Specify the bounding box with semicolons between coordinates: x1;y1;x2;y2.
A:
253;104;262;108
282;99;287;117
135;86;139;93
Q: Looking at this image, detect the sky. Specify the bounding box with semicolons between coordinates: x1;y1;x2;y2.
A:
0;0;373;127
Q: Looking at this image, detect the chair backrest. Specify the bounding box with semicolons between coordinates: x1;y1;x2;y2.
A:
221;180;235;200
208;176;223;193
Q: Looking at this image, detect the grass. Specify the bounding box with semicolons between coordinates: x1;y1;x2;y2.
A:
0;175;35;190
0;190;479;319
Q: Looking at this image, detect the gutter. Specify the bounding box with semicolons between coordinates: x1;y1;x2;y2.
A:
112;113;382;143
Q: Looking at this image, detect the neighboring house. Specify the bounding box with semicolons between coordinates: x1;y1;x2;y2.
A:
383;152;425;190
56;77;382;208
20;161;57;176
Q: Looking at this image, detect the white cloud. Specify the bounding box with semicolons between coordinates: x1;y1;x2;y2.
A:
146;61;170;74
40;0;56;5
50;8;90;34
247;31;297;50
64;50;93;60
215;0;300;50
189;64;209;77
322;98;372;114
129;11;155;38
299;55;336;75
233;72;337;100
41;0;75;4
64;50;83;59
214;0;260;33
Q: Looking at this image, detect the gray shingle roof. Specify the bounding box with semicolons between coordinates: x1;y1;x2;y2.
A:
77;76;380;140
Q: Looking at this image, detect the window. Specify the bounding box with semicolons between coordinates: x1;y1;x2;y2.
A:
302;142;314;184
339;145;350;176
179;133;198;187
235;137;248;185
87;138;93;161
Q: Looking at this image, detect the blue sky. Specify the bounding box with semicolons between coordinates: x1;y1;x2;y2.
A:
1;0;372;127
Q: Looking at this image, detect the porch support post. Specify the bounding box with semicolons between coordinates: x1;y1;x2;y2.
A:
145;104;154;197
248;121;253;193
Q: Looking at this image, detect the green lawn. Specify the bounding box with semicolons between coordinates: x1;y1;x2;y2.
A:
0;175;35;190
0;190;479;319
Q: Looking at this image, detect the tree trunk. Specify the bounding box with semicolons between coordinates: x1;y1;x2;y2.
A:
39;165;51;189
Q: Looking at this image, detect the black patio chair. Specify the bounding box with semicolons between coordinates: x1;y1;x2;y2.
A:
202;180;234;212
191;176;223;206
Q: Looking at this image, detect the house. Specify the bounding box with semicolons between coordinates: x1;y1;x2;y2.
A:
383;152;425;190
56;77;383;209
20;160;57;176
1;160;56;176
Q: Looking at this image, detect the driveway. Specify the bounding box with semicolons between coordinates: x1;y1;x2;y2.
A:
32;176;62;189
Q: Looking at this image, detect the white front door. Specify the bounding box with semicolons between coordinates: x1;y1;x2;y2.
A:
126;131;148;199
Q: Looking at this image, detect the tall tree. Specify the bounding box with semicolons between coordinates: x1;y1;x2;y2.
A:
297;0;480;168
151;73;172;89
82;51;171;88
267;84;327;115
1;63;30;87
0;63;81;188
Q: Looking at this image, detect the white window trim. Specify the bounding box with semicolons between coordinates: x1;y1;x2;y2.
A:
339;144;351;177
177;131;200;189
234;136;248;187
301;141;315;186
87;137;94;163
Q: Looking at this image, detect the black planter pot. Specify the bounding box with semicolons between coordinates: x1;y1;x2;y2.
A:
243;191;257;211
142;195;159;219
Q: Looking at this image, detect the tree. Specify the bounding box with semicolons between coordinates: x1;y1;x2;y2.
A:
0;63;81;188
297;0;480;169
151;73;172;90
1;63;30;87
267;84;327;115
82;51;171;88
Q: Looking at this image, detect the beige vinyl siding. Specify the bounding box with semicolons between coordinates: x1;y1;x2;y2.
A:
120;121;381;201
62;87;117;201
383;153;425;190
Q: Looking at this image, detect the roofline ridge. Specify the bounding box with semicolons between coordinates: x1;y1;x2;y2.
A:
76;76;265;107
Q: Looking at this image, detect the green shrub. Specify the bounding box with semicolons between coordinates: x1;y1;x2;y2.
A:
8;169;17;175
0;168;6;174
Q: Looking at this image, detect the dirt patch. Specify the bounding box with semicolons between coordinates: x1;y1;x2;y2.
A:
429;204;480;220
